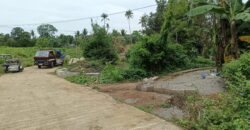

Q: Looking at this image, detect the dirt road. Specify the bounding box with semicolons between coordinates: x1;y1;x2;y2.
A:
0;67;181;130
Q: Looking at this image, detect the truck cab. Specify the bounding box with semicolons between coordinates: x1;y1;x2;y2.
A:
34;50;64;69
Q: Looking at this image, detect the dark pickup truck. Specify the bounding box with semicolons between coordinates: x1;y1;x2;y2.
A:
34;50;64;68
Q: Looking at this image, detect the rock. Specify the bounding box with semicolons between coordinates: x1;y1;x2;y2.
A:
56;68;80;78
152;106;185;120
137;76;157;92
124;98;140;104
68;57;85;65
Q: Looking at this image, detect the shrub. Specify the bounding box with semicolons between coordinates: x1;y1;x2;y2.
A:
165;43;188;68
127;34;168;72
127;34;189;72
181;53;250;130
100;64;124;83
121;68;149;80
186;56;215;68
83;25;118;63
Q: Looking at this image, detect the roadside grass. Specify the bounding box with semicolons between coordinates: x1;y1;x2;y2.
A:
136;105;155;113
0;47;80;67
65;74;98;85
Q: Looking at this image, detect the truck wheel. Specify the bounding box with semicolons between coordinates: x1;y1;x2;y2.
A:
38;65;42;69
4;68;8;73
50;62;54;68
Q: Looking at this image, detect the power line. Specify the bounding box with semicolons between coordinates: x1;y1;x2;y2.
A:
0;4;156;28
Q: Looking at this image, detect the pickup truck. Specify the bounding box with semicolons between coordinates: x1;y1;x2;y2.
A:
34;50;64;68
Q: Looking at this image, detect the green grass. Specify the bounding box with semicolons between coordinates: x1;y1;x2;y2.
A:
65;74;98;85
0;47;81;67
136;105;155;113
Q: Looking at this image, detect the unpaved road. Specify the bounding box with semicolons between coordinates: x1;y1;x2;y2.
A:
0;67;181;130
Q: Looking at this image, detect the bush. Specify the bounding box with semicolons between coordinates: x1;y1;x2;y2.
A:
165;43;188;68
127;34;168;72
127;34;189;72
121;68;149;80
186;56;215;68
181;53;250;130
83;25;118;63
100;64;124;83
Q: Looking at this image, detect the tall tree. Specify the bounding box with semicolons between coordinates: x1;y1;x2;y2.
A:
101;13;109;31
37;24;58;38
82;28;88;38
10;27;34;47
188;0;250;59
139;14;148;31
125;10;134;43
125;10;133;35
30;30;35;39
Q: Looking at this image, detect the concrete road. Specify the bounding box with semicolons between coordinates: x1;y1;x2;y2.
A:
0;67;181;130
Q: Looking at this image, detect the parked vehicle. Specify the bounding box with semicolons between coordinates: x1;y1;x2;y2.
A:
2;58;24;73
34;50;65;68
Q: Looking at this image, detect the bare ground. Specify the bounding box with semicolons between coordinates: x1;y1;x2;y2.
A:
0;67;181;130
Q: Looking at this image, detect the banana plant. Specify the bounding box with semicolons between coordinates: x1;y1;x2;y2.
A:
188;0;250;59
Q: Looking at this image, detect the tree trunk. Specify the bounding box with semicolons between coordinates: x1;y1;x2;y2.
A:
217;19;227;71
230;20;239;59
128;19;133;44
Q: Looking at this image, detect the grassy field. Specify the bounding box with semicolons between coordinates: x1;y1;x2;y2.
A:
0;47;81;75
0;47;81;67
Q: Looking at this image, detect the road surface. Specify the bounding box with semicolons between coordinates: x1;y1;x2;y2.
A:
0;67;181;130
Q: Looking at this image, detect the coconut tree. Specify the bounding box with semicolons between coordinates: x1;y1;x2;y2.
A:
101;13;109;30
188;0;250;59
125;10;134;43
139;14;148;33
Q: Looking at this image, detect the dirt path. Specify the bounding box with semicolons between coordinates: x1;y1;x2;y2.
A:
0;67;181;130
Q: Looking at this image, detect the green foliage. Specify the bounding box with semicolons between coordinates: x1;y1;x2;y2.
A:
0;47;79;67
66;75;97;85
37;24;58;38
127;34;189;72
8;27;35;47
36;38;50;47
181;53;250;130
121;68;149;81
127;34;167;72
100;64;123;83
136;105;154;113
83;25;118;62
165;43;188;67
186;56;215;68
140;0;167;35
99;64;149;84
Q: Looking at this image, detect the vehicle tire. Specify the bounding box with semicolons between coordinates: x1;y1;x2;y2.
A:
4;68;8;73
38;65;42;69
50;62;54;68
19;66;23;72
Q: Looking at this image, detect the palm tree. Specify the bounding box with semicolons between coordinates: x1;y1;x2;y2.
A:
101;13;109;30
139;14;148;33
82;28;88;39
188;0;250;59
125;10;134;43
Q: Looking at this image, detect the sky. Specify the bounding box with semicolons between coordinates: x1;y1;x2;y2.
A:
0;0;156;35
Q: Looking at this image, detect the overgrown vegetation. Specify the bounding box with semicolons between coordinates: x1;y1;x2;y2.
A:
0;47;78;67
66;74;98;85
83;24;118;62
177;52;250;130
0;0;249;129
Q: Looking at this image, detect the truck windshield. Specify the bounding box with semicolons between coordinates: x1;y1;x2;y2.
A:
35;51;49;57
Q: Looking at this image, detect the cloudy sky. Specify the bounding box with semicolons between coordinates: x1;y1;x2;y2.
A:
0;0;156;35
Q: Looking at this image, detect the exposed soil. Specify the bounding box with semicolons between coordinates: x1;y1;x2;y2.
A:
0;67;181;130
98;68;226;122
